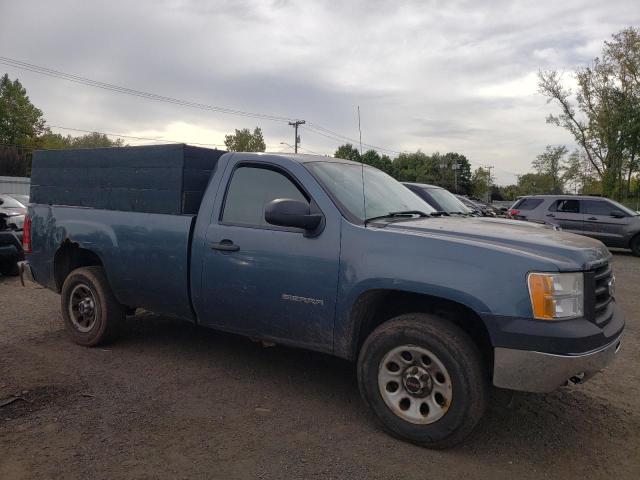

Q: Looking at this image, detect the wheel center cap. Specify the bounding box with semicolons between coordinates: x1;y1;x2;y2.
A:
79;298;94;315
402;366;432;397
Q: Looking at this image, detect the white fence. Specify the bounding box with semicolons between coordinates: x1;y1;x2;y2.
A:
0;176;31;195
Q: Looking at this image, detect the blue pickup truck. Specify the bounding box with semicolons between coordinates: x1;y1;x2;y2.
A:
20;145;624;448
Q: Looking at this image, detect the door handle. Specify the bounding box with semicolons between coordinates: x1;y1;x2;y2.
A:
546;213;555;217
587;217;597;221
210;239;240;252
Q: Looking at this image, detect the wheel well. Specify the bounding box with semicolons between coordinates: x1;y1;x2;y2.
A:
351;290;493;368
54;242;103;292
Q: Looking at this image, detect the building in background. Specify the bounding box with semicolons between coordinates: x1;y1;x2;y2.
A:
0;176;30;195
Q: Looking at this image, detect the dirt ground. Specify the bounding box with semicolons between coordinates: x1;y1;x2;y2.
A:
1;253;639;480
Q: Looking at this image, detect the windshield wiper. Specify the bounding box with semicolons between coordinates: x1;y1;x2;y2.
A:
364;210;430;225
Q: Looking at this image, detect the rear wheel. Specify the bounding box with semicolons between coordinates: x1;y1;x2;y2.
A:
357;313;488;449
60;266;124;346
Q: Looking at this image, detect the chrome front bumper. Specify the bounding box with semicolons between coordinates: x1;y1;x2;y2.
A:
493;335;622;393
18;260;35;286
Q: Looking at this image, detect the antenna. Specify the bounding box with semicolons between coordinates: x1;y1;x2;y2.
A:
357;106;363;156
358;106;367;223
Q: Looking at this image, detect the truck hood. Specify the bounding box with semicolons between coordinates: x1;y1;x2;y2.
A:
380;216;611;271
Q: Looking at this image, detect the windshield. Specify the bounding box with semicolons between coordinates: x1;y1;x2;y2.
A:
307;162;435;221
611;199;640;216
426;188;471;214
0;195;25;208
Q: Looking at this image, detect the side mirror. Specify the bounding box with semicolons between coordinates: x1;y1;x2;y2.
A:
611;211;625;218
265;198;323;231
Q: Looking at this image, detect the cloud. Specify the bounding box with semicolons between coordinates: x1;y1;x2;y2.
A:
1;0;638;185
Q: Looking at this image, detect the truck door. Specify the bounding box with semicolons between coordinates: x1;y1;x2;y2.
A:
581;199;629;247
199;161;340;351
546;199;584;234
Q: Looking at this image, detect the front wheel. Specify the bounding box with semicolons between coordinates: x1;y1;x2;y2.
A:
357;313;488;449
60;266;124;346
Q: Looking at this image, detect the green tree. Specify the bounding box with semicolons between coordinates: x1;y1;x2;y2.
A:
539;27;640;200
360;149;394;175
532;145;567;194
224;127;266;152
334;143;361;162
561;150;599;194
393;151;433;182
0;74;46;146
517;172;554;195
497;184;520;201
432;152;472;194
38;131;124;149
70;132;124;148
471;167;491;200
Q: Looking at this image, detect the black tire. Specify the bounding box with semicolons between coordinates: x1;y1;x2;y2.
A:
631;235;640;257
357;313;488;449
0;261;19;276
60;266;124;346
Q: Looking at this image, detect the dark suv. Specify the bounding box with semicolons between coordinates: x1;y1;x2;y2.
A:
509;195;640;255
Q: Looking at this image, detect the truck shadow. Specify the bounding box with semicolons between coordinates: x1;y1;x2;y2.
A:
113;311;638;463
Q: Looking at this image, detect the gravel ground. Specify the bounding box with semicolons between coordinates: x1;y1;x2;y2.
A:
1;252;639;480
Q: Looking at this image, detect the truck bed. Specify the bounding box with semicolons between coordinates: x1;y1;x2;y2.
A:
29;204;196;320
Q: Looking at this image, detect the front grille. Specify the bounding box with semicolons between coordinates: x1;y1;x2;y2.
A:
587;263;614;327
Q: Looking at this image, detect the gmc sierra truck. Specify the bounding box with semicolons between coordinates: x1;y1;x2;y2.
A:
20;145;624;448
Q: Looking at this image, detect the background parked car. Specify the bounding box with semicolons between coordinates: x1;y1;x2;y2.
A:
0;193;26;276
7;193;29;206
403;183;473;215
508;195;640;256
0;193;27;230
455;195;501;216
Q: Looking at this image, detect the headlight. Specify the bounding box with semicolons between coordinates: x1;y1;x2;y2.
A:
527;272;584;320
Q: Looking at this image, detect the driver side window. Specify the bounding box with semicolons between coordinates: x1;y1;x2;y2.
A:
221;166;308;227
551;199;580;213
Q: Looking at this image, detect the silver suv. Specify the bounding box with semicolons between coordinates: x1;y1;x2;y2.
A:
508;195;640;256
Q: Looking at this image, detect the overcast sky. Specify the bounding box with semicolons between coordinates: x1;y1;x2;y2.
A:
1;0;639;184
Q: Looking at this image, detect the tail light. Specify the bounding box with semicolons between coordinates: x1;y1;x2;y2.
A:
23;215;32;253
508;209;520;218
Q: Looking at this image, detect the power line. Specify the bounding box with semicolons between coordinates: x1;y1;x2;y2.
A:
0;56;294;123
1;57;530;168
1;56;408;157
0;125;224;148
303;124;403;155
48;125;224;147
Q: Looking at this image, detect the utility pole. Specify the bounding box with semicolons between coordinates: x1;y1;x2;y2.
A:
288;120;305;153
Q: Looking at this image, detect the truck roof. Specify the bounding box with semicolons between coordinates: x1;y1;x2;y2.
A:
246;152;362;166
